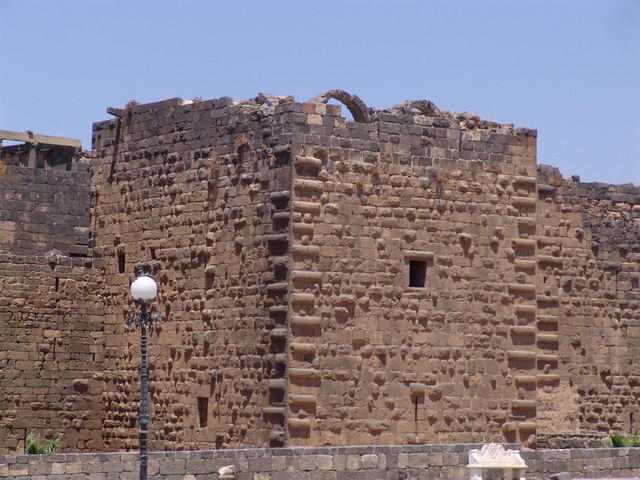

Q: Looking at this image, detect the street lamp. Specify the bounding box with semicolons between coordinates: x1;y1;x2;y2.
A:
125;262;163;480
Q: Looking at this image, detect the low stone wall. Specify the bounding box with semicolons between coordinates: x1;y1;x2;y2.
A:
1;445;639;479
535;433;605;449
523;447;640;478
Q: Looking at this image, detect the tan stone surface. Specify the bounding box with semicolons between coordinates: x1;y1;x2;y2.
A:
91;97;293;450
89;95;640;449
0;255;105;453
2;92;639;453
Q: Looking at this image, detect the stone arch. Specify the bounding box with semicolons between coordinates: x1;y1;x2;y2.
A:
392;99;441;117
308;89;372;123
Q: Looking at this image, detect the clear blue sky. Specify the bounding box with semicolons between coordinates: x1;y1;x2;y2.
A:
1;0;638;184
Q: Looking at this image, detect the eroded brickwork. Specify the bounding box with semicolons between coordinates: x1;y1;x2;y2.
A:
536;166;640;438
2;444;640;480
0;165;90;256
0;254;105;454
284;103;539;446
0;154;104;454
91;97;296;450
3;89;638;453
88;92;640;450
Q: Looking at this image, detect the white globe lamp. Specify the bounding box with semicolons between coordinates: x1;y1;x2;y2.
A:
130;275;158;303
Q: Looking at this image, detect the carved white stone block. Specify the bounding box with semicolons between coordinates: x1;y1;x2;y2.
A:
219;464;236;479
467;443;527;480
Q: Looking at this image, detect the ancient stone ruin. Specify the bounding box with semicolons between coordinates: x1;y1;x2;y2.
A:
0;90;638;454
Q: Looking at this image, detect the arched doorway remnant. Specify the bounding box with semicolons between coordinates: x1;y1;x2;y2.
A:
308;89;372;123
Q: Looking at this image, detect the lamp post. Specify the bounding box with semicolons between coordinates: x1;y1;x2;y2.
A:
126;262;163;480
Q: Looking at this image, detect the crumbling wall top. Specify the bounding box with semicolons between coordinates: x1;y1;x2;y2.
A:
99;90;537;142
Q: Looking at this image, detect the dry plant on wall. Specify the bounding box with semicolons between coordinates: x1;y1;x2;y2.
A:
124;100;139;114
435;170;449;199
0;160;6;180
549;175;563;187
233;135;249;147
203;154;221;180
234;135;251;163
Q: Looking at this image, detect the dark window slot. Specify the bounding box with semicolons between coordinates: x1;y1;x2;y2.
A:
197;397;209;428
237;143;249;163
409;260;427;288
118;252;126;274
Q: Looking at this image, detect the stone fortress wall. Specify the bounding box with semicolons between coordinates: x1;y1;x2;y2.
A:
0;89;638;455
0;254;105;453
91;97;297;451
535;166;640;438
89;91;640;452
0;155;105;453
0;164;90;256
283;98;539;447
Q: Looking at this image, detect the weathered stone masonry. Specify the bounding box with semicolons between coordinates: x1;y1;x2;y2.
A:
91;96;296;451
0;255;105;453
0;165;90;256
88;90;640;452
285;98;539;447
536;166;640;437
3;444;640;480
0;162;105;453
1;90;638;455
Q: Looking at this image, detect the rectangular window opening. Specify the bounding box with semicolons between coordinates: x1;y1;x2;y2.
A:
54;277;59;292
409;260;427;288
237;143;249;163
197;397;209;428
118;252;126;274
150;248;156;260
